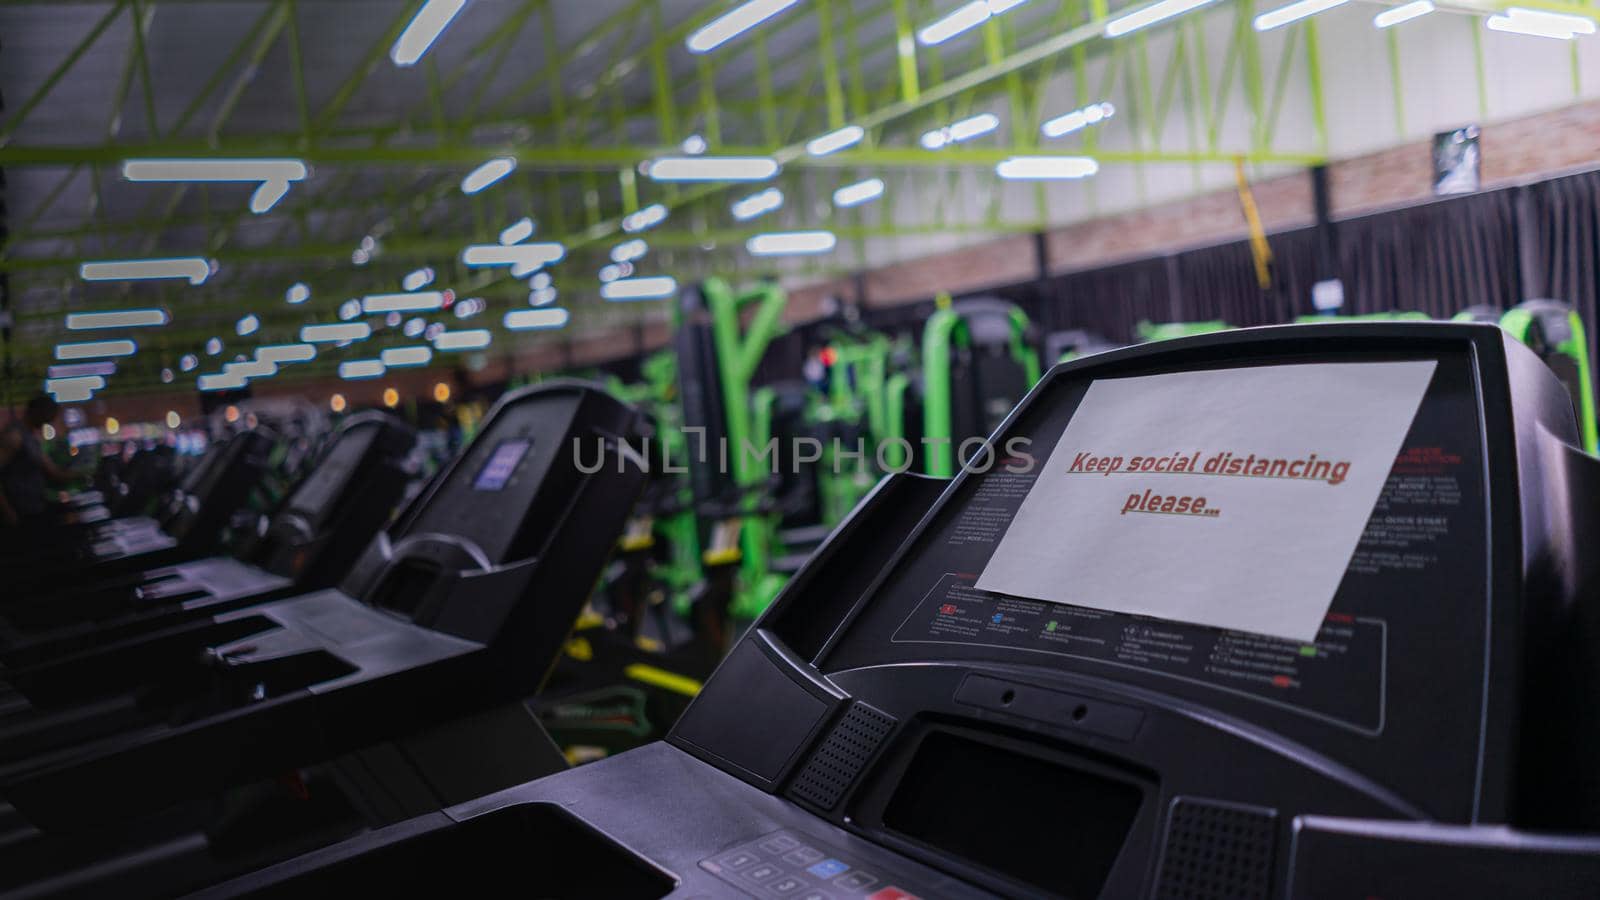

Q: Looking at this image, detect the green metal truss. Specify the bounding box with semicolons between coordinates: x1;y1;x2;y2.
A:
0;0;1349;396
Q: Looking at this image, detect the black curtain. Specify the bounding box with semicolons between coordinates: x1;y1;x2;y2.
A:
1518;170;1600;382
1334;189;1522;318
1169;227;1322;326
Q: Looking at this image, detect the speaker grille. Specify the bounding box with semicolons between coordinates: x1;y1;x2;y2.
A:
1153;797;1277;900
788;703;896;811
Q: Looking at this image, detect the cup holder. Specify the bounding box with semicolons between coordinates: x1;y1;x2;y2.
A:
238;803;674;898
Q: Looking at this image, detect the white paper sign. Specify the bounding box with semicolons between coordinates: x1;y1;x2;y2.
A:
974;361;1437;642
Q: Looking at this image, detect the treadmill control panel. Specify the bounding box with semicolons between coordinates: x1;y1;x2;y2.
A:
403;392;577;562
822;350;1494;821
701;830;926;900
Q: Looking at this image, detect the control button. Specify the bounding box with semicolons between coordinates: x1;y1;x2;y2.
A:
747;864;782;883
835;872;879;891
867;889;921;900
715;850;759;871
784;847;826;866
807;859;850;879
771;876;806;895
799;893;834;900
761;835;802;854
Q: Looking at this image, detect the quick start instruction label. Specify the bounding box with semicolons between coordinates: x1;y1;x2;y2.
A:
974;362;1436;642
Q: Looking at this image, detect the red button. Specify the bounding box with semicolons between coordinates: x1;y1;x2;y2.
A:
868;889;920;900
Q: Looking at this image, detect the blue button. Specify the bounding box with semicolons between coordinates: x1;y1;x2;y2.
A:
808;859;850;879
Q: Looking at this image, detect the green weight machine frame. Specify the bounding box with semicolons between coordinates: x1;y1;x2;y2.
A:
700;277;790;621
918;302;1041;479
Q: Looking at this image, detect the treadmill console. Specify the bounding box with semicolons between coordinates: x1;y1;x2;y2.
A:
671;324;1600;898
397;388;592;564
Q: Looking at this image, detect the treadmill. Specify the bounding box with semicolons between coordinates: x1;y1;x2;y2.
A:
6;428;274;597
0;412;415;670
212;323;1600;899
0;382;648;897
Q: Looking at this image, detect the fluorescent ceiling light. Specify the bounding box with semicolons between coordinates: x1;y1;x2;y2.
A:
404;317;426;337
256;343;317;364
381;346;434;368
806;125;865;156
286;282;310;304
833;177;885;208
601;277;678;301
197;372;246;392
302;322;371;343
499;217;535;245
996;156;1100;179
363;291;445;313
338;299;362;320
1485;6;1595;38
528;286;559;306
598;264;624;283
920;113;1000;150
338;359;386;380
747;231;837;256
1041;102;1116;138
401;267;435;291
179;353;199;372
461;157;516;194
460;243;566;270
80;257;211;285
681;134;708;155
731;188;784;221
1105;0;1219;37
919;1;991;44
205;337;223;355
645;156;779;182
49;361;117;378
621;203;668;233
686;0;801;53
391;0;467;65
224;359;278;379
1373;0;1433;26
45;375;104;402
236;314;260;336
917;0;1028;45
1254;0;1346;31
453;297;486;318
56;339;137;360
425;323;445;341
504;308;571;330
122;159;307;213
611;239;649;263
65;308;168;329
433;329;492;351
530;272;552;290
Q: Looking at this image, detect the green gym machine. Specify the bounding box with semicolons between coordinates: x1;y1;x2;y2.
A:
1135;319;1234;341
1490;300;1597;454
1295;311;1432;323
678;277;791;625
898;296;1042;478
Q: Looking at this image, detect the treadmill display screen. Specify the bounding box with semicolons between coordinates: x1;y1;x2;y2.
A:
883;731;1141;897
823;350;1492;821
473;440;530;491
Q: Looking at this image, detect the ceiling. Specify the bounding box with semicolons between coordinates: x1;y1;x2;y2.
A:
0;0;1325;397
